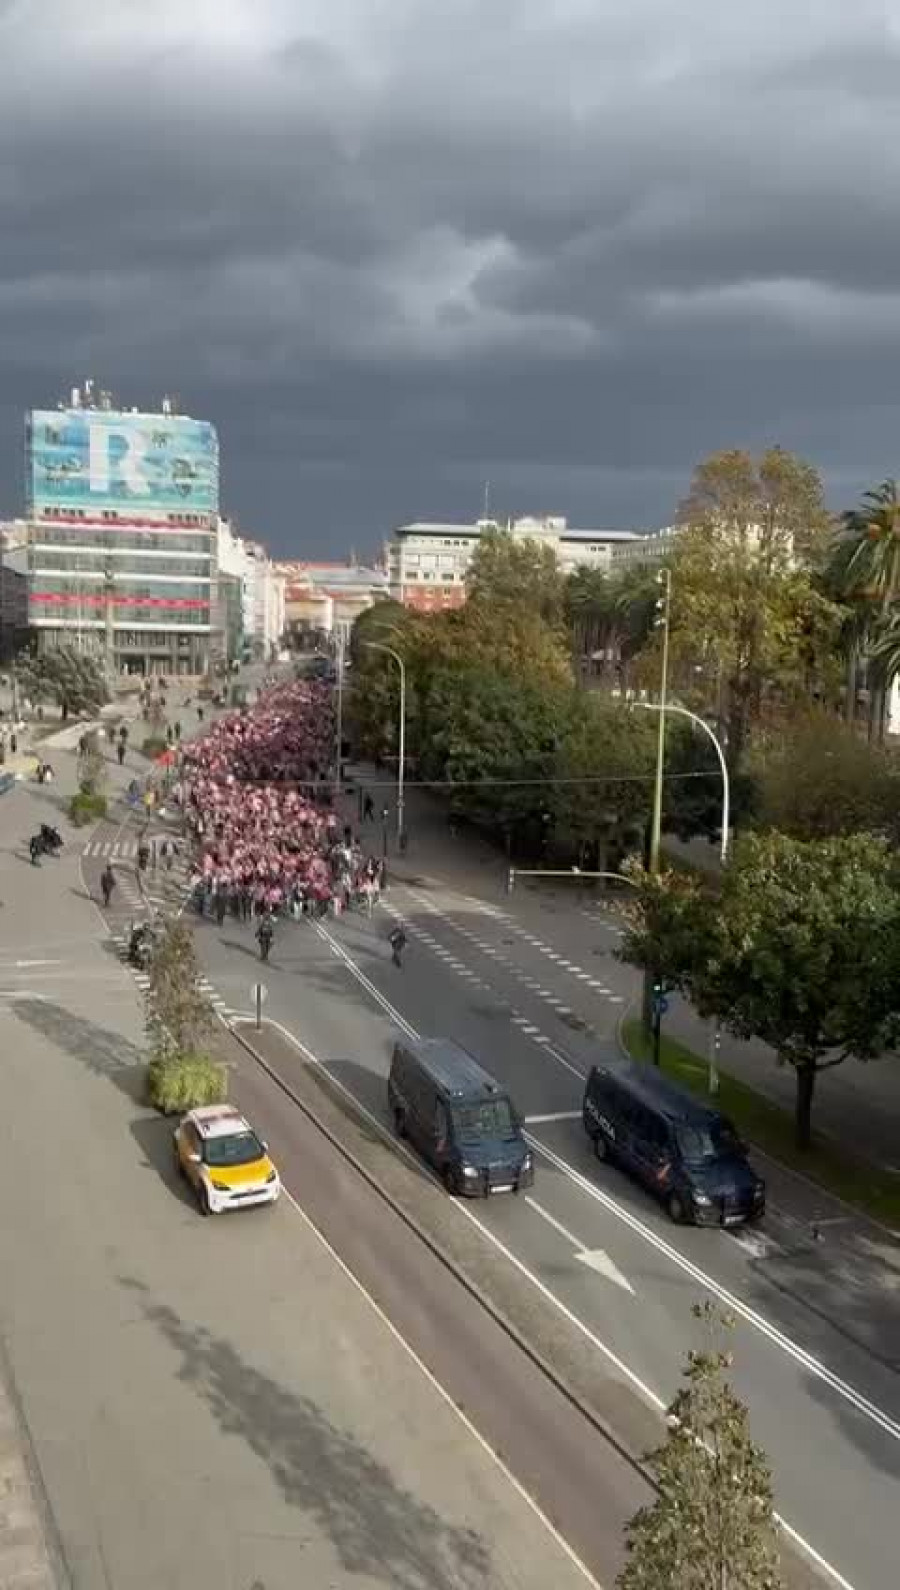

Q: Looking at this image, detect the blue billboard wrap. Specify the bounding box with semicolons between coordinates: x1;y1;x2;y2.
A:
28;409;219;516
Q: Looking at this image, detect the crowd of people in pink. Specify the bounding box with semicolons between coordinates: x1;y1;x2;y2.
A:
176;680;382;921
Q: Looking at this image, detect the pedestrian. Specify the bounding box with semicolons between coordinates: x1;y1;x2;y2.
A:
363;792;374;821
215;890;227;926
389;924;406;967
9;732;16;755
166;724;173;745
29;834;42;866
100;863;116;907
198;706;204;723
137;836;150;873
174;720;182;742
256;914;274;963
117;740;126;767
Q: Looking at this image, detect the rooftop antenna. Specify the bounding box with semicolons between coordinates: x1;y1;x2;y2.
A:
483;480;491;521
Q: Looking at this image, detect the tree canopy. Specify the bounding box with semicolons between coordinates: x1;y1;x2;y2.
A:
619;1304;783;1590
620;833;900;1147
16;645;109;718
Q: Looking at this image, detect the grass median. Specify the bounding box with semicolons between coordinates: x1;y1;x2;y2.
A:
620;1018;900;1230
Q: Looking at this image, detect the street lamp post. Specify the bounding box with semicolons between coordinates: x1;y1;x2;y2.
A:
333;631;345;800
632;698;730;1092
648;567;672;874
363;639;406;848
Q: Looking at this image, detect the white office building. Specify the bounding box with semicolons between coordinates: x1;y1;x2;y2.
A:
387;516;640;611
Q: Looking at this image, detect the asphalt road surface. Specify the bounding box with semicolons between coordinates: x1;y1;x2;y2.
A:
137;858;900;1590
0;753;631;1590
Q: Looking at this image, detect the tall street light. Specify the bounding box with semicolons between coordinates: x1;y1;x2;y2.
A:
362;639;406;847
632;697;730;1092
648;566;672;874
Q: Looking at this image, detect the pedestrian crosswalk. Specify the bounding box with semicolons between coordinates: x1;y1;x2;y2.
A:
82;836;179;860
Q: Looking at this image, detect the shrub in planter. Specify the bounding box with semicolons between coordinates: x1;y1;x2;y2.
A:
146;1050;227;1115
68;790;108;826
141;736;169;760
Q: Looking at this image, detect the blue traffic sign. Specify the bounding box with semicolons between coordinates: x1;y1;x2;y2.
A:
652;995;669;1017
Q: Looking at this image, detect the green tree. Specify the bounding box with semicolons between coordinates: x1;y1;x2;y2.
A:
667;448;837;762
421;663;567;847
466;526;563;626
619;1303;783;1590
16;645;108;719
831;479;900;740
145;918;216;1060
698;834;900;1147
551;698;656;867
750;717;899;841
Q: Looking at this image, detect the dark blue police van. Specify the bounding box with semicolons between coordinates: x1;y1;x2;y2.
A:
582;1058;764;1225
389;1037;533;1197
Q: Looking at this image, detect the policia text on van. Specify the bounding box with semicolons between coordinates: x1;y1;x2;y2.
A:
582;1059;765;1226
388;1039;533;1196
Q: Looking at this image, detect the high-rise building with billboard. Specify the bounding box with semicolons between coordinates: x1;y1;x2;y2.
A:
25;383;219;676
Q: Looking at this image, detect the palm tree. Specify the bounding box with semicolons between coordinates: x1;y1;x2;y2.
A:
832;481;900;740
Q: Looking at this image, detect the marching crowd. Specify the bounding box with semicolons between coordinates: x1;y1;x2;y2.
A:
174;680;384;925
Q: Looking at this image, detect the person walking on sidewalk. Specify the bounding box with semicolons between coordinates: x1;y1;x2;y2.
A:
389;924;406;967
100;863;116;908
117;739;126;767
363;791;374;822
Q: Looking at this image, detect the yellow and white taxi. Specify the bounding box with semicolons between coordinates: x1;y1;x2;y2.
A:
173;1104;281;1216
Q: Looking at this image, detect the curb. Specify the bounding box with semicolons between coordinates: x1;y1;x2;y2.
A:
225;1014;653;1490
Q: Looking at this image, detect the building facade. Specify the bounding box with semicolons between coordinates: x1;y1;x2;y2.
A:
25;386;218;676
0;532;29;664
386;517;640;609
216;519;285;662
610;525;680;570
278;561;388;646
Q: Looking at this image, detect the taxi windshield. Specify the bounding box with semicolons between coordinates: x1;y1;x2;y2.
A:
204;1130;265;1168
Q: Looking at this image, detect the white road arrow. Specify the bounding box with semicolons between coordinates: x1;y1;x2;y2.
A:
525;1196;635;1295
574;1248;635;1294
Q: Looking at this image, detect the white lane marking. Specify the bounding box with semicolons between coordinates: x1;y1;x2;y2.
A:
525;1112;582;1125
311;922;900;1448
278;1184;604;1588
525;1197;635;1297
527;1135;900;1446
258;1017;855;1588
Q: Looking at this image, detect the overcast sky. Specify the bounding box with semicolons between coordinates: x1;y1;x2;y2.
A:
2;0;900;557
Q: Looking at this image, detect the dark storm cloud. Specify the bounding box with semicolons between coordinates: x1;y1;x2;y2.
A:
2;0;900;551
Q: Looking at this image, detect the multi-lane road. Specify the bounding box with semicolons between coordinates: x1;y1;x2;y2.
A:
97;838;900;1590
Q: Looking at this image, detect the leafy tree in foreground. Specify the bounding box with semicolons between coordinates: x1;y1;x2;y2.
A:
750;717;900;842
619;1303;783;1590
16;645;108;719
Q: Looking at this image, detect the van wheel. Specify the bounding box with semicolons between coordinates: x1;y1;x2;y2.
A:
442;1165;458;1196
666;1191;687;1224
393;1109;407;1139
593;1133;609;1162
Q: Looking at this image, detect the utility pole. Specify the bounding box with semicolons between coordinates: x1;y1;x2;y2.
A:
104;556;116;682
643;565;672;1044
334;629;344;799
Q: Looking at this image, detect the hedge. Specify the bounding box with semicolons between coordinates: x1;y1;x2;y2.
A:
146;1051;227;1115
68;790;108;826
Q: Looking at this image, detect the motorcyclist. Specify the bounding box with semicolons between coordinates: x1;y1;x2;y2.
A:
39;823;62;853
28;834;42;866
389;924;406;967
256;913;274;963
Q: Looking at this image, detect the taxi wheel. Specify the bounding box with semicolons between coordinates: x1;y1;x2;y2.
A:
197;1184;211;1218
173;1145;185;1179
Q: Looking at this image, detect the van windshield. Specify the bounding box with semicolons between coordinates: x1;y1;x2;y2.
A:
676;1120;743;1165
452;1098;516;1144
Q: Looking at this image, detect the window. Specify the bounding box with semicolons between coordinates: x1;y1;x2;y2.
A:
452;1098;516;1144
203;1130;265;1168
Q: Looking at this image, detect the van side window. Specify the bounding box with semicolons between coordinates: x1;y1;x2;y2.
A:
435;1100;449;1146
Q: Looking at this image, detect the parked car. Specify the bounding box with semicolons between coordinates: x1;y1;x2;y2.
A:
388;1037;533;1196
582;1059;765;1225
